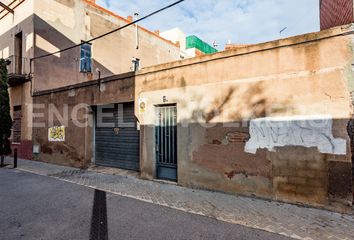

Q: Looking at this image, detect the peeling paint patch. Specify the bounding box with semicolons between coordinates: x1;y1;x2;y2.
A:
225;170;252;179
212;139;222;145
245;115;346;155
226;132;250;143
216;132;250;145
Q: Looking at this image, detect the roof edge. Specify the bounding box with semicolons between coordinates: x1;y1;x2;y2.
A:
82;0;179;48
137;24;354;76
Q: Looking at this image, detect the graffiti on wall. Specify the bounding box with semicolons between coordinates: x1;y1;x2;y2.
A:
245;116;346;155
48;126;65;142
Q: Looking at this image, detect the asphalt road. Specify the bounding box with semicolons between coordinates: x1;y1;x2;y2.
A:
0;168;292;240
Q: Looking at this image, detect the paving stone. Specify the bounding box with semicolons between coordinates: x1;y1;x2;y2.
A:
5;158;354;240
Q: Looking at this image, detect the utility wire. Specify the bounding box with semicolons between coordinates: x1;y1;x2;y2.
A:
31;0;185;61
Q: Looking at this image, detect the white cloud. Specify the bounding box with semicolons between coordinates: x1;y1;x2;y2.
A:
95;0;320;49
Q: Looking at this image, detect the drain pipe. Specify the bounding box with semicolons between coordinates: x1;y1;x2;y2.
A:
134;11;140;49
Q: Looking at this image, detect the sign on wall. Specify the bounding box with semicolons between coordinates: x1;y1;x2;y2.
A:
48;126;65;142
138;98;147;114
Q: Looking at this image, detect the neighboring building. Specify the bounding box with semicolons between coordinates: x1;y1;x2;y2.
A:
31;24;354;213
320;0;354;30
0;0;181;159
185;35;218;57
159;28;188;58
160;28;218;58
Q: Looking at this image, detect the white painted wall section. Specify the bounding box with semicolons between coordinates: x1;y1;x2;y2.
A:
245;115;346;155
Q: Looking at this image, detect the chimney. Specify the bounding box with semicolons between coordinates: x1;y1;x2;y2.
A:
127;16;133;22
154;30;160;35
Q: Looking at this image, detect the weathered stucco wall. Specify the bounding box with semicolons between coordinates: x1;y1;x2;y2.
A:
32;0;181;92
0;0;35;159
8;81;33;159
1;0;180;159
32;73;135;167
135;25;354;212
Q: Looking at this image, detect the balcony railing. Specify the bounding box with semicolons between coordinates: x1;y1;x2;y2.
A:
6;55;29;75
6;55;29;86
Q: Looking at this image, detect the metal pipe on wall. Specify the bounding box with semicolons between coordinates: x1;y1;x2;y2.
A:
134;12;140;49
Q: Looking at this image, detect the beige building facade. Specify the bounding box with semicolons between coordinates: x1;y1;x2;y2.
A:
0;0;181;158
30;24;354;212
135;25;354;212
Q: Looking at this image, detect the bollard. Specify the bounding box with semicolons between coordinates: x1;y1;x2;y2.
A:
14;149;17;169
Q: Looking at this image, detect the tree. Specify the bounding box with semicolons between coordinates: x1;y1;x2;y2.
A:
0;59;12;166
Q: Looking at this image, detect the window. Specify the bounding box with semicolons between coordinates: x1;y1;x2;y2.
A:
80;43;92;73
13;106;21;143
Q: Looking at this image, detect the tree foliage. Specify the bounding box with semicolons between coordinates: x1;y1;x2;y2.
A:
0;59;12;156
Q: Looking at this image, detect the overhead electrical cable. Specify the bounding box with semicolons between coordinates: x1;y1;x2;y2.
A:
31;0;185;61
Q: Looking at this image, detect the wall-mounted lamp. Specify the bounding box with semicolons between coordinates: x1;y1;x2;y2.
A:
132;57;140;71
96;68;101;80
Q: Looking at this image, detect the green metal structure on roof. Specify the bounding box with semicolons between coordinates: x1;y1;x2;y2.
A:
186;35;218;54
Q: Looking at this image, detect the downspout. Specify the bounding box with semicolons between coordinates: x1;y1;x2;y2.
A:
29;58;33;97
134;12;139;50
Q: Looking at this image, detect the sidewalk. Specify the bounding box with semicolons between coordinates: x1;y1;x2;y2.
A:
3;158;354;240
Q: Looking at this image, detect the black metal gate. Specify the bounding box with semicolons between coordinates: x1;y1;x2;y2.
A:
155;105;177;181
95;102;140;171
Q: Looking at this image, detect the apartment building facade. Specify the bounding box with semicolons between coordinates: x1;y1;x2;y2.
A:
159;28;218;58
0;0;181;159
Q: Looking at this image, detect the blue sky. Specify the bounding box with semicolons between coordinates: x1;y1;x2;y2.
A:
95;0;320;49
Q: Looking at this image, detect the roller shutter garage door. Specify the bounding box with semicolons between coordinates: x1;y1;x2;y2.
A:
95;102;140;171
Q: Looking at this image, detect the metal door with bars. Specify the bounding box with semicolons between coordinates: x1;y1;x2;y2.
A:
155;105;177;181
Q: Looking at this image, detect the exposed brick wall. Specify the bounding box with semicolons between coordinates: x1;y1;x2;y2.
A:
271;147;329;206
320;0;354;30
